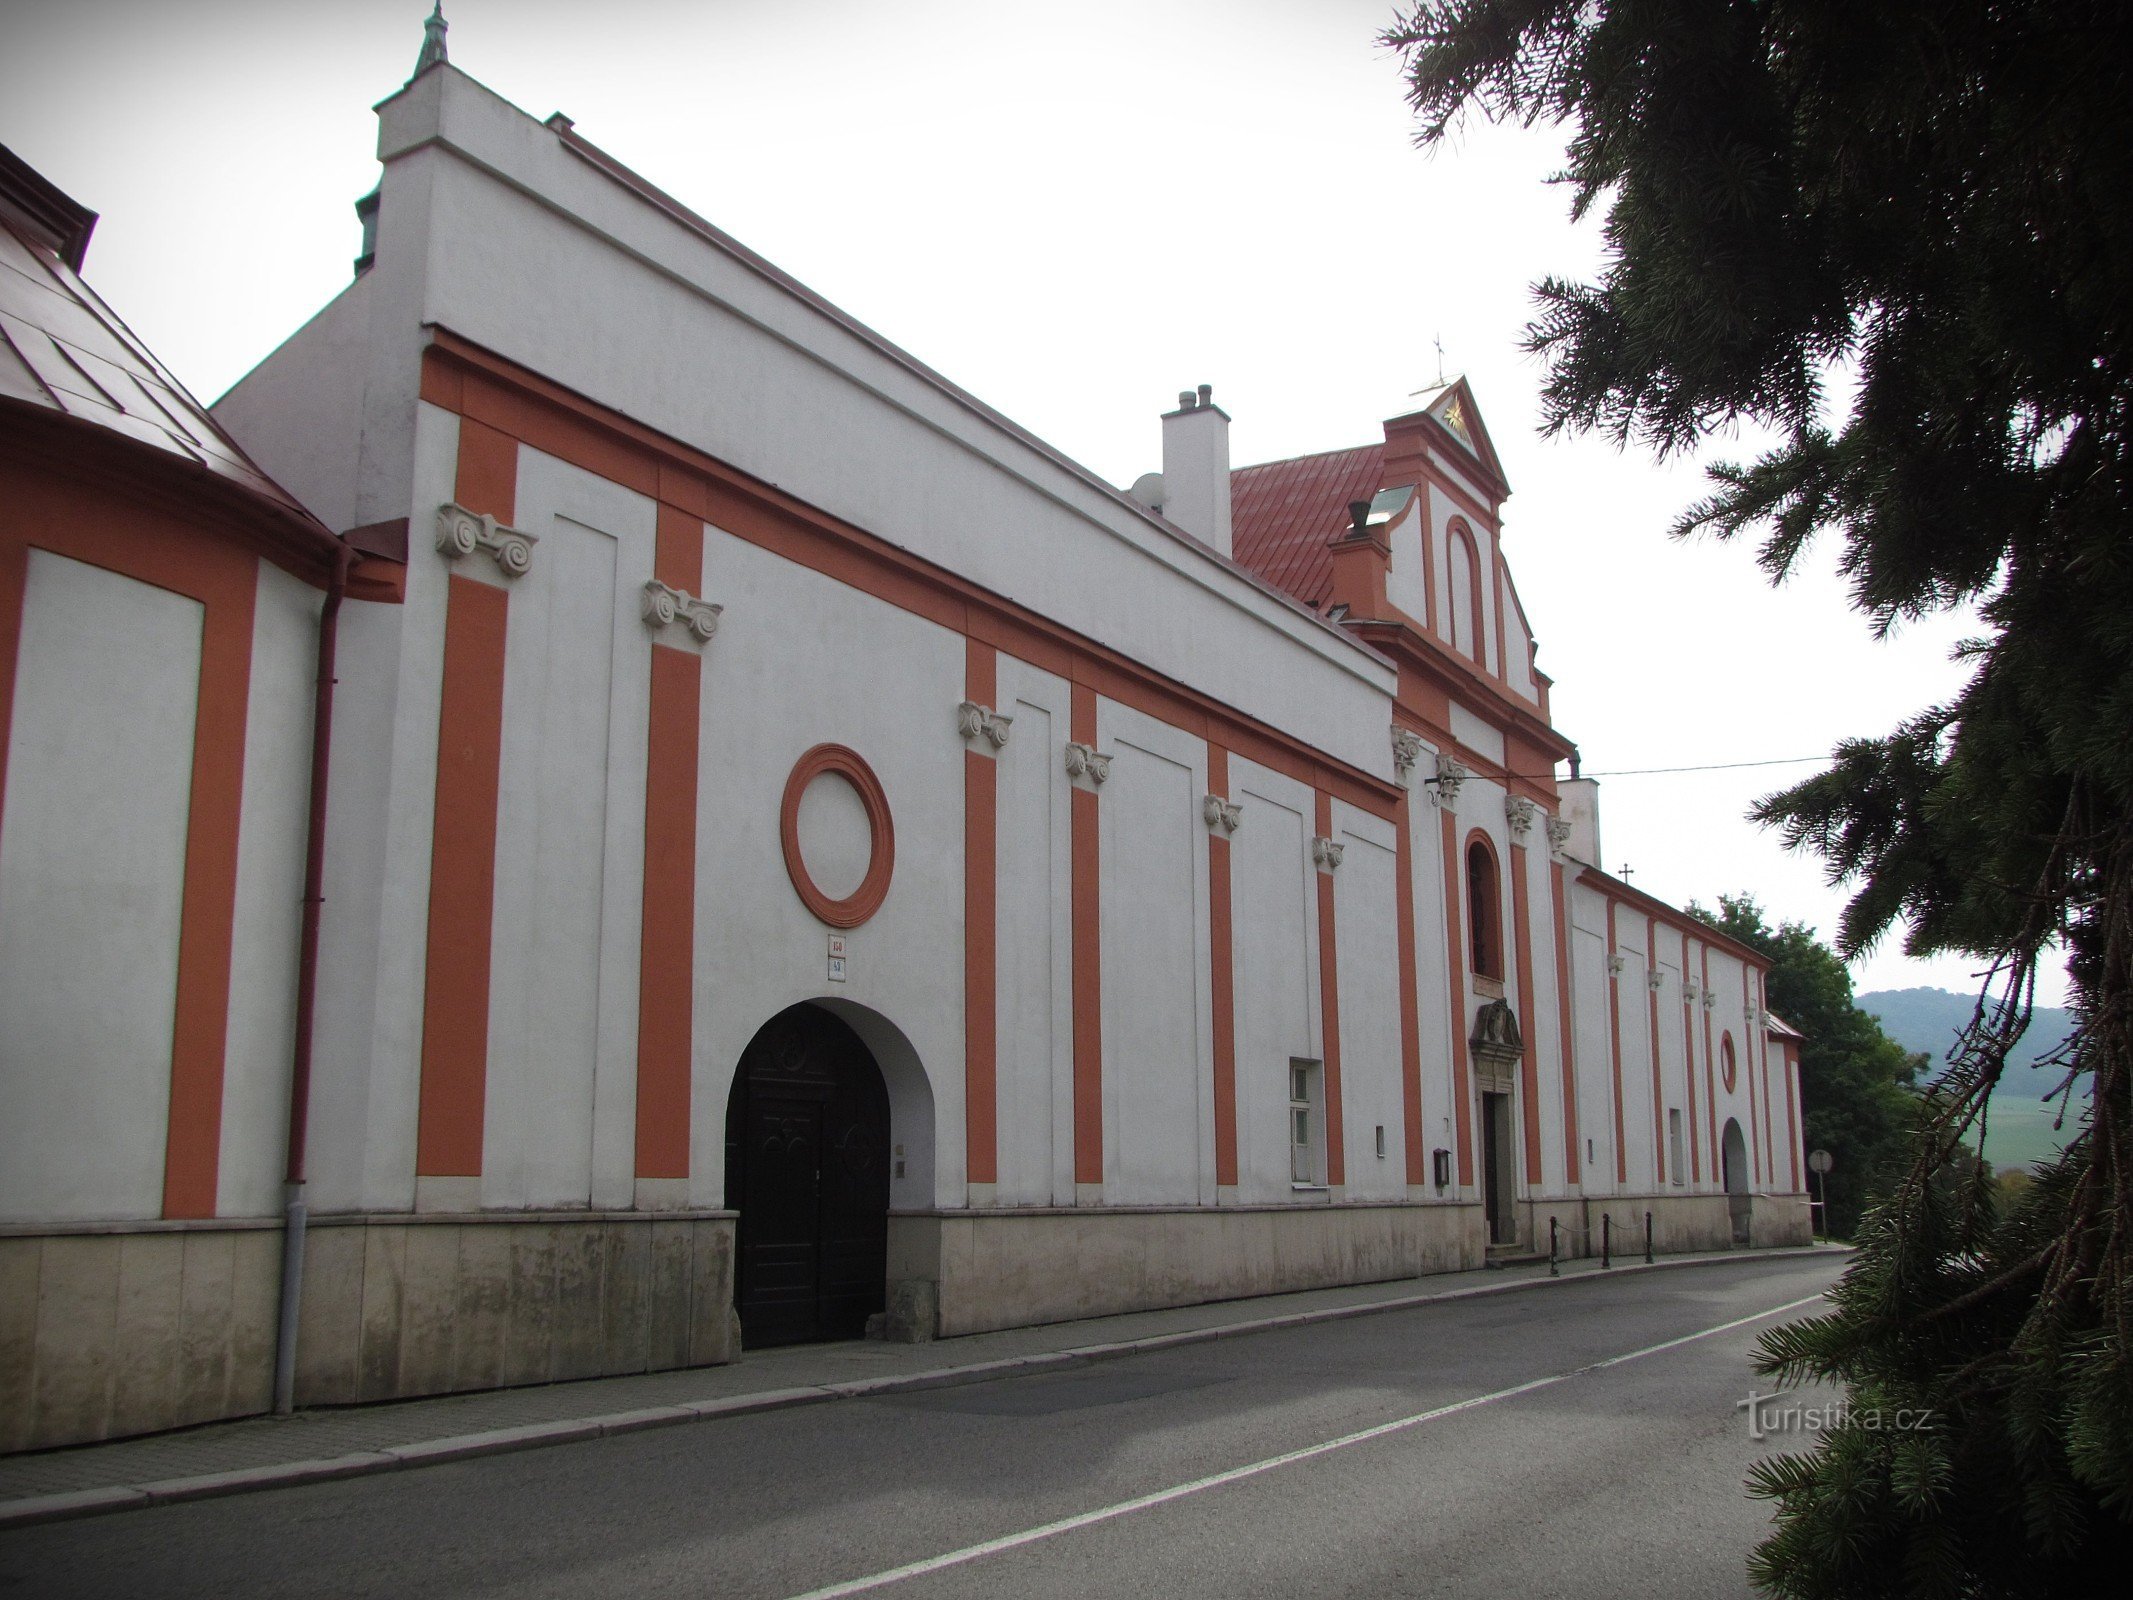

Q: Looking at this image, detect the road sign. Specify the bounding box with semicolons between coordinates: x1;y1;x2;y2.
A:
1808;1149;1834;1174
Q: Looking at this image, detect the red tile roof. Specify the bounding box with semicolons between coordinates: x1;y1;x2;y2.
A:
1229;443;1382;612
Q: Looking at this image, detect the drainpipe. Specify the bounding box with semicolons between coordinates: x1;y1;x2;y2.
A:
273;540;352;1415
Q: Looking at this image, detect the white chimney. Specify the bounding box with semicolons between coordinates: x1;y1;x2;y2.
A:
1160;383;1233;557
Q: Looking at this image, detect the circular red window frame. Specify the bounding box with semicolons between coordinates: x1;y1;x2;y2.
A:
779;744;895;929
1720;1032;1738;1093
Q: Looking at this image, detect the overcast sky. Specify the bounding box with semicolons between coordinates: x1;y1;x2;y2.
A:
3;0;2054;1011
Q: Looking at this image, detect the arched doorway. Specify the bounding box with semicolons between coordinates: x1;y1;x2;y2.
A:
724;1002;891;1347
1721;1118;1751;1246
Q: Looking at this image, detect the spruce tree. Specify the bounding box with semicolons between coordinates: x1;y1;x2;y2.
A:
1384;2;2133;1592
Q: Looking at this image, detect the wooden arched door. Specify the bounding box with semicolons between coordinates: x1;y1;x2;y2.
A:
724;1004;891;1347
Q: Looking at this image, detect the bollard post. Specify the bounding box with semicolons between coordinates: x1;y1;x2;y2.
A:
1549;1216;1559;1276
1644;1209;1654;1264
1602;1212;1612;1270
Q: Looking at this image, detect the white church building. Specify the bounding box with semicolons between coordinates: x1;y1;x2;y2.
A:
0;26;1810;1450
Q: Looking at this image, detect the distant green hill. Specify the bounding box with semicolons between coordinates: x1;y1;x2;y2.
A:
1856;987;2083;1173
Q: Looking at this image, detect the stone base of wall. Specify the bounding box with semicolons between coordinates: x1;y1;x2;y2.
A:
293;1211;738;1408
889;1201;1490;1339
1521;1191;1817;1260
1;1211;738;1454
0;1223;280;1454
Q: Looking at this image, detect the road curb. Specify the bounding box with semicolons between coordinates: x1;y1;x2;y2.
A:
0;1245;1843;1530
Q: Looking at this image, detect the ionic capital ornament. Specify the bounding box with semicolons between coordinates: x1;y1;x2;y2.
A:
1392;727;1425;787
1311;836;1345;873
436;502;537;577
1702;989;1719;1011
1203;795;1243;834
1431;755;1469;809
1546;817;1574;855
1505;796;1537;839
1064;742;1112;786
641;578;722;643
957;701;1013;750
1646;968;1666;992
1607;953;1627;977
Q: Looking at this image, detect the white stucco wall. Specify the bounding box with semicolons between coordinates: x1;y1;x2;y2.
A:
1385;499;1428;624
365;67;1395;786
303;401;460;1214
1098;701;1214;1206
1228;757;1319;1203
692;521;966;1211
479;449;655;1210
994;656;1074;1206
1332;802;1403;1201
217;559;322;1218
0;552;201;1222
212;276;372;536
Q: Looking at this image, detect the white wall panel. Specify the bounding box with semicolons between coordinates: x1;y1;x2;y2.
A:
1385;500;1428;623
218;560;320;1217
0;551;201;1222
483;449;653;1209
1570;922;1614;1195
1099;712;1207;1205
995;659;1073;1205
1332;813;1403;1201
1230;762;1317;1202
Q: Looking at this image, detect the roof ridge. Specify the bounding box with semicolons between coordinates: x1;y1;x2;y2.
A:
1231;441;1380;476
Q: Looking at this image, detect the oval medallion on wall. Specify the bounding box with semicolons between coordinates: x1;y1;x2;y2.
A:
780;744;894;928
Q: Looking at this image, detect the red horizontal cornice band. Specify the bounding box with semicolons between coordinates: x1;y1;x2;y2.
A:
419;328;1404;817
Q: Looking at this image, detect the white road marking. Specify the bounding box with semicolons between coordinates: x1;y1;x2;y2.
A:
782;1291;1827;1600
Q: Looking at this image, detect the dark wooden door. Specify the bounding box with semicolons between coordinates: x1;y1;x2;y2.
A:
1482;1092;1513;1245
725;1005;890;1347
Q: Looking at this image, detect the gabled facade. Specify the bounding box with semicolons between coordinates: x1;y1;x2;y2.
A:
0;38;1810;1452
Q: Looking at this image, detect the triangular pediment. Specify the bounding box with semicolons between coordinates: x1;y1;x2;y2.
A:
1406;376;1508;493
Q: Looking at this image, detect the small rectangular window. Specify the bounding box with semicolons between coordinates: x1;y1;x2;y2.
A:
1669;1109;1685;1185
1375;1124;1387;1160
1290;1059;1324;1185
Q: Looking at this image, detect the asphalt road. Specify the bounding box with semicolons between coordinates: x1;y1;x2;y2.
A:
0;1254;1841;1600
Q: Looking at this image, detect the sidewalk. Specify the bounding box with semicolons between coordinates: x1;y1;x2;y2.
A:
0;1243;1846;1529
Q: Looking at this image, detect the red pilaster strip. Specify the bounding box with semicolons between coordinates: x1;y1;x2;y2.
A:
1314;790;1346;1188
1550;858;1581;1187
634;503;704;1181
1392;792;1425;1186
1440;805;1475;1186
160;577;255;1218
1509;842;1542;1183
1208;744;1239;1189
416;421;517;1178
1070;683;1102;1186
964;639;999;1187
